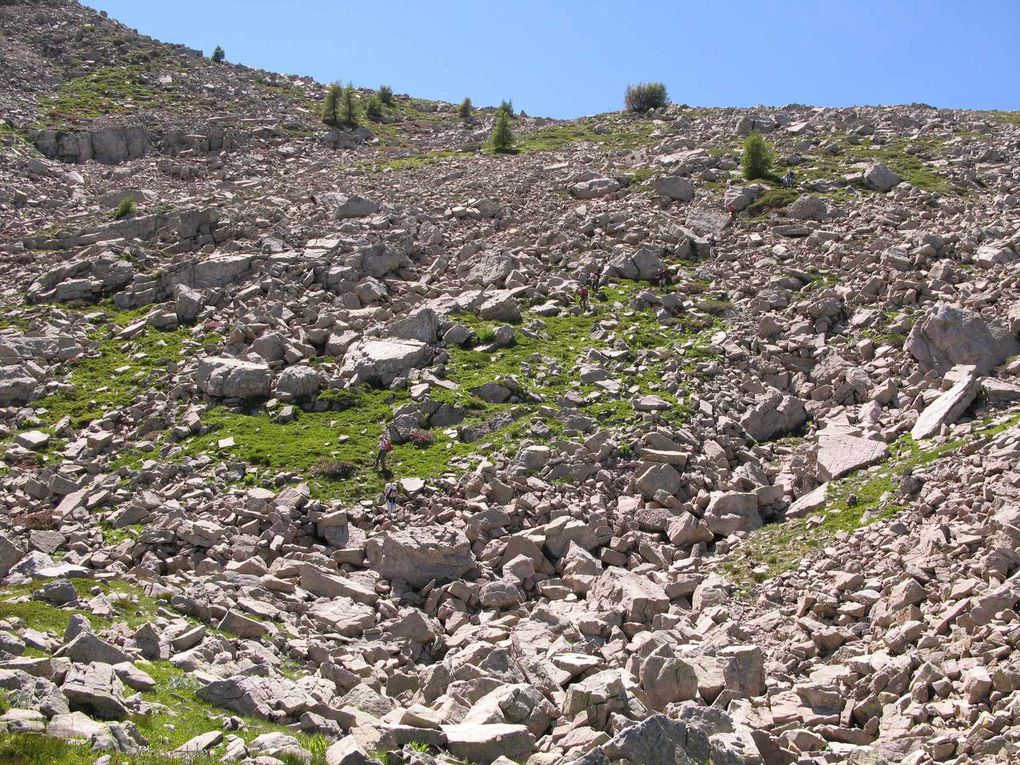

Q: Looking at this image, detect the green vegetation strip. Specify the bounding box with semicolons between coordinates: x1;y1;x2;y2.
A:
0;580;328;764
722;414;1020;594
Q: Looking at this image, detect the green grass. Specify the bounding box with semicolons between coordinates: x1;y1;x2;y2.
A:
746;187;801;215
112;197;136;219
721;414;1020;594
28;325;187;432
507;117;658;154
171;281;718;501
41;65;163;125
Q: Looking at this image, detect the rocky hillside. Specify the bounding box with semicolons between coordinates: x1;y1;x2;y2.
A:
2;2;1020;765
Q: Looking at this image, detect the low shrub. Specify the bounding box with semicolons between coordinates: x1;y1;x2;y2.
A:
625;82;668;112
112;197;135;219
408;429;434;448
310;458;356;479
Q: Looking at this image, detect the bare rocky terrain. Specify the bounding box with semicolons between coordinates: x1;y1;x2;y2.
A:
2;2;1020;764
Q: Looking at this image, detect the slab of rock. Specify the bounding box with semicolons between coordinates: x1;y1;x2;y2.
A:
703;491;761;535
653;175;694;201
912;365;979;439
62;662;128;720
589;568;669;623
863;163;901;192
442;723;536;765
569;177;620;200
335;194;380;219
635;462;683;499
740;391;807;441
816;433;889;481
905;303;1020;375
366;527;475;587
307;598;375;636
196;357;272;398
340;339;431;386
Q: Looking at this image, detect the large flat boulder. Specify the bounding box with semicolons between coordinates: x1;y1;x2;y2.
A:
912;364;979;439
816;433;888;481
365;527;475;588
905;304;1019;375
442;723;536;765
340;339;432;386
588;568;669;624
196;356;272;398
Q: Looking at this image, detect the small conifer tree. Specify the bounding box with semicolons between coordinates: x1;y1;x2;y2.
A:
457;97;473;121
340;83;358;127
365;95;383;122
741;132;772;180
498;99;514;118
211;45;225;63
378;85;393;105
491;107;514;153
321;83;342;127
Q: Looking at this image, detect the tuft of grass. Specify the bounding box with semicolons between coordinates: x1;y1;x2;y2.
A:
112;197;136;219
746;187;800;215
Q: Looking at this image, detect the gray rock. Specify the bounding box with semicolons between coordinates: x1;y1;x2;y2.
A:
62;662;129;720
906;303;1020;375
653;176;695;201
912;365;979;439
335;195;380;219
816;433;889;481
569;178;621;200
365;527;475;587
863;163;901;192
276;365;322;400
340;339;432;386
196;356;272;398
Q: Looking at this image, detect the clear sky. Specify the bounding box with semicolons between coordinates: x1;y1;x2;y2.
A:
82;0;1018;119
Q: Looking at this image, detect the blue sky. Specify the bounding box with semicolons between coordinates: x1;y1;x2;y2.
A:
82;0;1018;119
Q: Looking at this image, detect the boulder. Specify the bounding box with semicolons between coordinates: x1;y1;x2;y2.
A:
911;364;979;439
276;365;322;400
703;492;761;536
569;178;621;200
340;339;432;386
335;195;380;219
62;663;129;720
786;194;828;221
863;163;901;192
365;527;475;587
740;391;807;441
905;304;1019;375
196;357;272;398
442;723;536;765
653;176;695;202
816;433;889;481
589;568;669;624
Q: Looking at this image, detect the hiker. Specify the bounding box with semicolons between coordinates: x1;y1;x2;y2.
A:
708;235;717;257
782;169;795;188
727;203;736;221
384;482;398;514
374;433;392;472
579;283;590;310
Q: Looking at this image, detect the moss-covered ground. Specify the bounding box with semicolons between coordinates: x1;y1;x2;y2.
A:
721;414;1020;594
0;579;328;764
168;280;718;500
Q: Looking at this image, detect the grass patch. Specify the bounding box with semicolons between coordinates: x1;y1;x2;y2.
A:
721;415;1019;594
510;117;658;154
28;325;187;432
41;65;163;125
746;187;800;215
